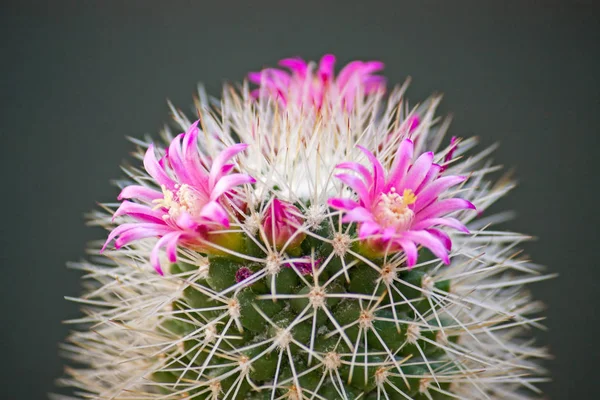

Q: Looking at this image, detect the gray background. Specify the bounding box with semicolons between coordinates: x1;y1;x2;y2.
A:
1;0;598;398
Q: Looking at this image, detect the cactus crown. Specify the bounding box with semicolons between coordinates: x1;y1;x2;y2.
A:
59;55;552;400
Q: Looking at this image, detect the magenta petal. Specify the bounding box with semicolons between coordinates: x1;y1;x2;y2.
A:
208;143;249;189
117;185;162;202
335;173;370;206
412;217;469;233
404;230;450;264
416;198;476;221
414;175;467;211
103;223;171;252
357;145;385;193
398;239;418;267
167;133;191;184
144;144;175;190
386;139;414;190
210;173;256;200
113;201;165;223
336;61;363;88
402;151;434;190
247;71;263;84
200;201;230;227
279;57;308;76
361;61;385;74
150;232;183;275
336;161;373;187
176;211;199;231
342;207;376;224
358;221;382;238
328;197;360;211
427;228;452;251
318;54;336;81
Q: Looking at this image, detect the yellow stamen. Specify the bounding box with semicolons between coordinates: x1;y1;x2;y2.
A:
401;189;417;206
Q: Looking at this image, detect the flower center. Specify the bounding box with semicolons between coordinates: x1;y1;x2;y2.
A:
373;188;417;231
154;184;206;221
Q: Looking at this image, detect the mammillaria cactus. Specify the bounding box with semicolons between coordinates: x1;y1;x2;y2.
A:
59;55;553;399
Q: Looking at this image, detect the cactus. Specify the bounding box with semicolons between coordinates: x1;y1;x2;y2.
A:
58;55;553;399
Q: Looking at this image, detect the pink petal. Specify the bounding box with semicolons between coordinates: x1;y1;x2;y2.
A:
416;198;476;221
150;232;184;275
318;54;336;81
357;145;385;193
175;211;200;231
341;207;376;224
358;221;382;238
102;223;170;252
414;175;467;211
397;239;418;267
113;201;165;223
144;144;175;190
336;161;373;187
411;217;469;233
414;163;442;193
404;230;450;264
386;139;414;190
426;228;452;251
210;173;256;201
279;57;308;77
336;61;364;89
328;197;361;211
401;151;434;190
335;173;371;206
208;144;249;190
167;133;192;184
199;201;230;227
182;121;210;191
118;185;162;202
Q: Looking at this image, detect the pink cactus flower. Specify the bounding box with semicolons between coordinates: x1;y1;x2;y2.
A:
248;54;386;110
102;121;255;275
328;139;475;266
262;198;306;251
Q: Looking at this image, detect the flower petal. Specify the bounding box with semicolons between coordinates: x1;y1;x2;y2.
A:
386;139;414;190
335;173;371;206
208;144;249;190
117;185;162;202
150;232;184;275
200;201;230;227
397;239;418;267
342;207;376;224
416;198;476;221
113;201;165;223
404;230;450;264
210;173;256;201
328;197;360;211
357;145;385;193
144;144;175;190
401;151;434;190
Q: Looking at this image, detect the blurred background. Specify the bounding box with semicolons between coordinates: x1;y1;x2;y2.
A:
1;0;598;398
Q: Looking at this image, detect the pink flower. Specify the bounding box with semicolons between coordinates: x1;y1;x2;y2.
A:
328;139;475;266
102;121;255;275
262;199;306;251
248;54;386;110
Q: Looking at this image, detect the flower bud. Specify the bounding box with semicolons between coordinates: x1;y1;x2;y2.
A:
262;199;306;251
